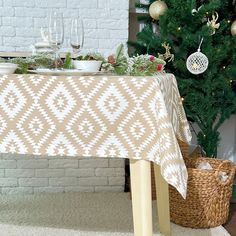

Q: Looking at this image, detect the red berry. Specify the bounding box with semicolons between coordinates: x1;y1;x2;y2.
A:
157;64;163;71
149;55;155;61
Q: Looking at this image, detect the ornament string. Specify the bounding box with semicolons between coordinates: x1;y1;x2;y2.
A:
197;37;204;52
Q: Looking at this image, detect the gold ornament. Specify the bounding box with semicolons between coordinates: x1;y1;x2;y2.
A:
231;20;236;36
158;42;174;62
149;1;167;20
207;12;220;35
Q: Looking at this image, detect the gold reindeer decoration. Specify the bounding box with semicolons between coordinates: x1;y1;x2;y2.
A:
158;42;174;62
207;12;220;35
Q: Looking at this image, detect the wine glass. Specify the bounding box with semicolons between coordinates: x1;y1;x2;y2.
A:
70;18;84;58
48;11;64;70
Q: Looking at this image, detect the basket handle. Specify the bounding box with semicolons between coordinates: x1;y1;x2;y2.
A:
215;160;236;186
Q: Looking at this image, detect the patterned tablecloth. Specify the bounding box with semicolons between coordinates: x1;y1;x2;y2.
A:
0;73;191;198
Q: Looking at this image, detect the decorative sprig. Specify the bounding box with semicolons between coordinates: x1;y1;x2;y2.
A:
64;53;73;69
129;54;166;76
0;44;168;76
7;54;54;74
76;53;105;62
113;44;129;75
102;44;166;76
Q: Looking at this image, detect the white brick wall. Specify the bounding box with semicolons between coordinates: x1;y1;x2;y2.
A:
0;0;129;55
0;154;125;194
0;0;128;194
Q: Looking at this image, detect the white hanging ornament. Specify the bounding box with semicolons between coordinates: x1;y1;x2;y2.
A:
186;38;209;75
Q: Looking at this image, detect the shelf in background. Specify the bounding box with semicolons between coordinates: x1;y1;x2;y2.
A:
0;51;68;58
0;51;32;58
129;8;148;14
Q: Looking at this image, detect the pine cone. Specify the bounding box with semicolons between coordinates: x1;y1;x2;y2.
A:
108;55;116;65
53;58;64;68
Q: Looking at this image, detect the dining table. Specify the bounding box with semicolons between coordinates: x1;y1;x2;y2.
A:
0;72;191;236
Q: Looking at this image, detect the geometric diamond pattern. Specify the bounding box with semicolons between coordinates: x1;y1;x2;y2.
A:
47;132;77;156
0;81;26;120
46;81;76;122
96;84;128;124
97;134;128;157
17;103;56;155
0;74;192;198
130;120;146;140
0;130;27;154
118;107;156;158
66;106;106;156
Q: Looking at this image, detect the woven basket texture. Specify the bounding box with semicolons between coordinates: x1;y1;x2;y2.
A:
169;153;236;228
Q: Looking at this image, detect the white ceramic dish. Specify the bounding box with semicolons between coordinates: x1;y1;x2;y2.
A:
73;60;102;72
29;69;106;76
0;63;18;74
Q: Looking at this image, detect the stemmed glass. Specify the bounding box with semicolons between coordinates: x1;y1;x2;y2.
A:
70;18;84;58
48;11;64;70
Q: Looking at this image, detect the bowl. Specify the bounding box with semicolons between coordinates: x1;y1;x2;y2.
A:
0;63;18;74
73;60;102;72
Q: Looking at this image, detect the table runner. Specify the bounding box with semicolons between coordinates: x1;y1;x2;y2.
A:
0;73;191;198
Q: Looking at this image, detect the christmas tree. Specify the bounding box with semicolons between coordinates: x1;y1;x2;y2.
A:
129;0;236;157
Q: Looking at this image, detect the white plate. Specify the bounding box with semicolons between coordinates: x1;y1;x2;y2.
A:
28;69;106;76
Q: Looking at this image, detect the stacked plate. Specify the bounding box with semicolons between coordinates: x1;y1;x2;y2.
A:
0;63;18;75
33;42;53;54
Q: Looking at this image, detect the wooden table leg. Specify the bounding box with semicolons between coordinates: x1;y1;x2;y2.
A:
130;159;153;236
154;164;171;236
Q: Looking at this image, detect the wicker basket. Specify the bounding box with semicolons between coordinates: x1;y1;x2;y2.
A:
169;157;236;228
